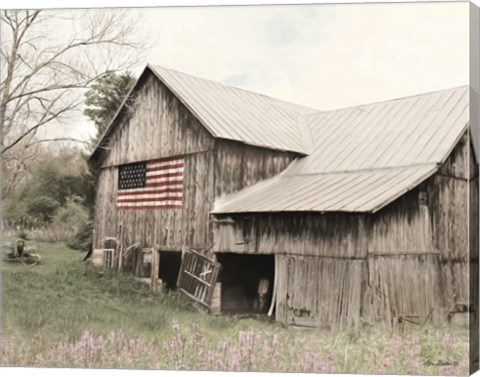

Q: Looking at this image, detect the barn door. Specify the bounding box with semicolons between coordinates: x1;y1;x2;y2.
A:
285;256;318;327
176;248;221;311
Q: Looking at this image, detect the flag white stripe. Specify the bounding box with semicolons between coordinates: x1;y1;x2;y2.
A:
148;176;184;184
118;193;184;201
118;200;182;207
118;184;184;194
146;167;184;176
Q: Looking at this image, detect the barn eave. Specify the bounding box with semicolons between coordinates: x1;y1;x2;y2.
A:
90;63;317;162
211;164;440;215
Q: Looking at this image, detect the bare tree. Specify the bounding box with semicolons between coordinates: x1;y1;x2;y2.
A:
1;9;147;198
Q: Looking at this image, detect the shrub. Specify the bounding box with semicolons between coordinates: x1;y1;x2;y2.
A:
67;220;93;251
25;196;61;222
17;230;29;240
52;196;89;227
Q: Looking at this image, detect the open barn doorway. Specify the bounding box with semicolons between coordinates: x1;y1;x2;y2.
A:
215;253;274;315
158;251;182;290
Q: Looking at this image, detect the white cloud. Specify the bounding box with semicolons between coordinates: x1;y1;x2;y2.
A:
140;2;468;110
34;2;470;140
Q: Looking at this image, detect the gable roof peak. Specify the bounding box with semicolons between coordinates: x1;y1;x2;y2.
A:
148;64;318;153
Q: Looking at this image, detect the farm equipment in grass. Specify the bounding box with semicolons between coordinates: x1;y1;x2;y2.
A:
2;239;42;266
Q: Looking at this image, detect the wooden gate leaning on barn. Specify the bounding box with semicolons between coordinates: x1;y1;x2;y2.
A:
176;249;221;311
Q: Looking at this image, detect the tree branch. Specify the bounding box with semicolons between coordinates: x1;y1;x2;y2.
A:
1;9;147;195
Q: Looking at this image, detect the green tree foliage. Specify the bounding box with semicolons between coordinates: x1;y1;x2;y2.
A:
22;152;90;206
84;71;136;141
66;220;93;251
1;10;146;199
79;70;136;247
24;196;61;222
3;147;92;223
3;146;94;248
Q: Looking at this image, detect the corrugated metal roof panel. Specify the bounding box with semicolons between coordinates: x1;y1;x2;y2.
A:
214;86;470;213
90;64;471;214
212;165;438;214
149;65;318;153
289;86;469;174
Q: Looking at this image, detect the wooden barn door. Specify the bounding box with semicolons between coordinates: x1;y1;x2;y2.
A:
177;249;221;311
285;256;318;327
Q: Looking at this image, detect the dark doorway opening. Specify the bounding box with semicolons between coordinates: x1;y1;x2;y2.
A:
216;253;274;314
159;251;182;290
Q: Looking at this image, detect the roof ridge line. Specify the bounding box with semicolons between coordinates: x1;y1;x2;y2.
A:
149;63;320;114
148;64;309;154
283;162;440;177
307;85;469;117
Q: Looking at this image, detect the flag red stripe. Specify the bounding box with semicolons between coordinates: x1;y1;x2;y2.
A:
147;171;184;180
118;197;183;204
118;205;183;210
148;156;184;164
117;188;183;197
147;163;184;172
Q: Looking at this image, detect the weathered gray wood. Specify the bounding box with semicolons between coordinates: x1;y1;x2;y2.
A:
214;131;478;327
366;254;444;324
275;255;365;329
214;140;296;198
97;72;215;168
177;249;220;310
214;213;368;258
90;66;477;329
369;186;434;254
151;249;159;291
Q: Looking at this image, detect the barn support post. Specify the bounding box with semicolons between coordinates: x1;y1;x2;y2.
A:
151;248;160;291
117;224;124;272
268;257;277;317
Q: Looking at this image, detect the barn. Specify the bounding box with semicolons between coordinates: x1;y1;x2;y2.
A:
90;64;479;329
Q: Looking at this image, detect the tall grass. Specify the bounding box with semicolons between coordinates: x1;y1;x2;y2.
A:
1;321;469;374
0;240;470;374
2;222;77;243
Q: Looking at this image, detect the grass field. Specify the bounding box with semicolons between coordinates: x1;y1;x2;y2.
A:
0;239;470;374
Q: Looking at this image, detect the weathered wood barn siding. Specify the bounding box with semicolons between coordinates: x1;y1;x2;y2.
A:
213;212;368;327
213;131;478;328
92;70;216;251
90;64;476;329
92;69;298;259
362;131;477;325
213;212;369;327
214;140;297;198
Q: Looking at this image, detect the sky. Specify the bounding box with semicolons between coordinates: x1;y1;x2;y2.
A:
143;2;469;109
13;1;471;145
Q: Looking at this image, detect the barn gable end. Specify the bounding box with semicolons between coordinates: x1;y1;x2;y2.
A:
92;68;217;252
91;66;303;257
94;69;215;168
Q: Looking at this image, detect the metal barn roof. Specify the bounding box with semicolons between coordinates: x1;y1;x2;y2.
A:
90;64;471;214
213;86;470;214
213;165;438;213
149;65;318;153
91;64;318;160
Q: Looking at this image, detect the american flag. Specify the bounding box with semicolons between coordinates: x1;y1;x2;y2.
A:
117;156;184;209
